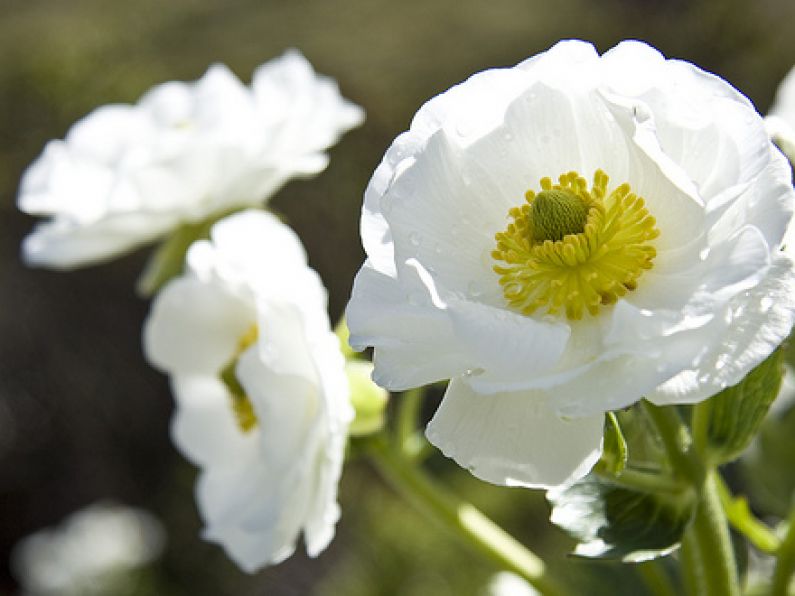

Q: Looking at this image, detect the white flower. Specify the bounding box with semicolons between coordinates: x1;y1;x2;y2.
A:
11;502;164;596
484;572;540;596
765;65;795;163
346;40;795;489
143;209;352;572
18;50;364;269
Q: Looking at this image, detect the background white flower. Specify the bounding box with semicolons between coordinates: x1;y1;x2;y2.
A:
765;65;795;163
11;502;164;596
347;40;795;489
143;209;352;572
484;572;540;596
18;50;364;269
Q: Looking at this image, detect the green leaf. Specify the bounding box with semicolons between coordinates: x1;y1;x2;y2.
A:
594;412;628;476
703;348;785;464
548;474;694;562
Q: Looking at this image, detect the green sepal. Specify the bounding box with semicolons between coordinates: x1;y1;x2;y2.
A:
136;207;242;297
594;412;628;476
548;473;694;562
346;361;389;437
335;317;357;360
702;348;784;464
740;383;795;517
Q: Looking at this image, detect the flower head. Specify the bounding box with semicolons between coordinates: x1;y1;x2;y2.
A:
347;40;795;489
19;50;364;269
143;209;352;571
12;502;164;596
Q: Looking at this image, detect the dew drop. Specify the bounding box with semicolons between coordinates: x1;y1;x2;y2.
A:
408;292;424;306
467;281;483;298
409;231;422;247
503;132;514;142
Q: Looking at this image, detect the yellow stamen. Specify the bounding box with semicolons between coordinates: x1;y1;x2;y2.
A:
492;170;659;320
219;325;259;433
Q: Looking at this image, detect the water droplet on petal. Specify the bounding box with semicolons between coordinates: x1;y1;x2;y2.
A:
467;281;483;298
408;292;424;306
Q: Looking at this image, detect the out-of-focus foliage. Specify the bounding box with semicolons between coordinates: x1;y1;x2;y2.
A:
3;0;795;594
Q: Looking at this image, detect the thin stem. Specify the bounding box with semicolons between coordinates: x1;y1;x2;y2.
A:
687;470;740;596
395;388;425;459
636;561;677;596
772;507;795;595
640;401;704;484
641;400;738;596
679;531;704;596
367;436;567;596
715;475;779;554
597;467;687;495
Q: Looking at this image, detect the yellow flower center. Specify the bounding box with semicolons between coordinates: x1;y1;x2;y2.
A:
491;170;659;320
219;325;259;433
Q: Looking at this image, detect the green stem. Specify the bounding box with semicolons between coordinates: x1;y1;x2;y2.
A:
715;475;779;554
636;561;677;596
687;470;740;596
679;531;704;596
640;402;704;484
395;388;425;459
367;436;567;596
598;467;687;495
772;508;795;595
641;401;739;596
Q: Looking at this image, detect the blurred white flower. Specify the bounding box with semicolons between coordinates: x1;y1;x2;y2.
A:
143;209;352;572
765;65;795;163
484;572;540;596
11;502;164;596
347;40;795;488
18;50;364;269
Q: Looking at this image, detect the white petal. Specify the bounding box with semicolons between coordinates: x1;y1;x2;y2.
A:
169;375;258;468
143;276;255;375
347;260;470;389
649;256;795;405
426;379;604;488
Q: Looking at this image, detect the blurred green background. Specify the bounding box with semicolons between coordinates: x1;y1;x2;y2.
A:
1;0;794;594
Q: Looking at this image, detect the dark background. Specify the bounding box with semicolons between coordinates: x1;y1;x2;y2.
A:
1;0;794;594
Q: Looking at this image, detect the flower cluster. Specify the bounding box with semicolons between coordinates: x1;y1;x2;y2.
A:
18;50;363;269
347;40;795;488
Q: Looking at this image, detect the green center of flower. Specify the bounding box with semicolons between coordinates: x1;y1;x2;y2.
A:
491;170;660;320
530;189;590;243
219;325;259;433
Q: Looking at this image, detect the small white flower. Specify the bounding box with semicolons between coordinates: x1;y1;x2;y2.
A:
11;502;164;596
143;209;352;572
347;40;795;489
765;65;795;163
19;50;364;269
484;572;540;596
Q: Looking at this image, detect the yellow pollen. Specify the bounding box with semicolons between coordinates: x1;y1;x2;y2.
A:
219;324;259;433
491;170;659;320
